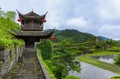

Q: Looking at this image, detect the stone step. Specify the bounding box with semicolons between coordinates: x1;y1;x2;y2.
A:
4;48;45;79
10;76;43;79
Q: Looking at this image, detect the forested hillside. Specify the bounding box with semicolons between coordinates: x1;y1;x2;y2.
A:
53;29;95;43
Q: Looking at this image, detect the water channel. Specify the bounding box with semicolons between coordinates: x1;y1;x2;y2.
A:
93;55;115;64
69;56;117;79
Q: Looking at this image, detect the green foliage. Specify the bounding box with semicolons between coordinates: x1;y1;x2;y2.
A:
0;9;16;20
37;41;81;79
4;11;16;21
107;46;120;52
69;48;82;56
77;56;120;74
45;60;56;72
54;29;94;43
37;50;56;79
60;37;75;45
0;8;4;18
0;9;23;48
79;46;89;50
53;29;120;54
37;41;52;60
95;43;101;49
86;50;120;57
12;39;24;45
106;40;119;46
114;55;120;66
111;76;120;79
52;48;80;79
63;76;81;79
0;37;12;47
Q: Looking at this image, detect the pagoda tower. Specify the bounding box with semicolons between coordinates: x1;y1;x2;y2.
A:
15;11;54;47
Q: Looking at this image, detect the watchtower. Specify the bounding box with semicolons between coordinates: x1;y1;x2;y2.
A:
15;11;54;48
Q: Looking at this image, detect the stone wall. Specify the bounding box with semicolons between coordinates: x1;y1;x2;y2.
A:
0;44;25;76
36;49;52;79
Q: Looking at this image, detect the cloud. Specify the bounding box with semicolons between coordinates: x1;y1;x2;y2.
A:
97;0;120;21
98;24;120;40
66;17;89;27
1;0;120;39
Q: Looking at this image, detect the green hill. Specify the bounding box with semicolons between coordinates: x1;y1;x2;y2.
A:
53;29;95;43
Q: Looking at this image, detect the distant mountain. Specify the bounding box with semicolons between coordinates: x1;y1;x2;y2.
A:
118;40;120;42
97;36;110;41
53;29;95;43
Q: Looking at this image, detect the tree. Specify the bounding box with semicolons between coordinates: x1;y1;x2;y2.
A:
0;8;16;21
0;9;21;48
0;8;4;18
5;11;16;21
61;37;75;45
52;48;80;79
114;55;120;65
37;40;52;60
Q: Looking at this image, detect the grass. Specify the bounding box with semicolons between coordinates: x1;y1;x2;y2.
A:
111;76;120;79
63;76;81;79
77;56;120;74
77;50;120;74
76;49;120;79
86;50;120;56
107;46;120;51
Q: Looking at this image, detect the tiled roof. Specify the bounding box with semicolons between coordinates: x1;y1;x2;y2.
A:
15;30;54;37
17;10;47;20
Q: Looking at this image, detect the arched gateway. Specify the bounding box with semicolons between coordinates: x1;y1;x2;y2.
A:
15;11;54;48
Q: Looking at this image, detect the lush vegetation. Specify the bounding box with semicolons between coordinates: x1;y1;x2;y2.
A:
51;48;80;79
37;41;52;60
37;50;56;79
74;43;120;78
0;9;24;50
77;56;120;74
63;76;81;79
37;40;81;79
53;29;94;43
111;76;120;79
37;24;120;79
51;29;120;79
114;55;120;66
1;8;120;79
36;30;120;79
53;31;120;55
86;51;120;57
53;29;119;46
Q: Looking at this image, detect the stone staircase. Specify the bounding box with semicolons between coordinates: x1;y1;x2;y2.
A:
4;48;45;79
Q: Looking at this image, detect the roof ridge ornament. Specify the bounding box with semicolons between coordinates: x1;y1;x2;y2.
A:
16;10;25;19
45;11;48;15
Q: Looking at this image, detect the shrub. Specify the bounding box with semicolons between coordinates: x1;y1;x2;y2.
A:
111;76;120;79
63;76;81;79
79;46;88;50
37;41;52;60
114;55;120;65
52;48;80;79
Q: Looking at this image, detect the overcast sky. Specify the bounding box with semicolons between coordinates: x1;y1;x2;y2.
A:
0;0;120;40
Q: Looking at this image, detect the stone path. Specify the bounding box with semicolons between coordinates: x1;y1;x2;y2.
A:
4;48;45;79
